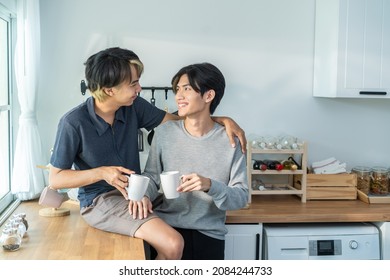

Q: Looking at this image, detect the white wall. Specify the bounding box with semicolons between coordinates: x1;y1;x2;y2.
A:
37;0;390;169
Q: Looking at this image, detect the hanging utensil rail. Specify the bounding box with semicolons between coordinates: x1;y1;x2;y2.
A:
141;86;173;92
79;80;173;96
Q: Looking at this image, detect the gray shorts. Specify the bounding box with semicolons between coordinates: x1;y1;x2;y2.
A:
80;189;158;237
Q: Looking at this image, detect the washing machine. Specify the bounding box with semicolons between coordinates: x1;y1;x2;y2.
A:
263;222;380;260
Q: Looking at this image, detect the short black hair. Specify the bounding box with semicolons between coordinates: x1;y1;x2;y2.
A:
171;62;225;114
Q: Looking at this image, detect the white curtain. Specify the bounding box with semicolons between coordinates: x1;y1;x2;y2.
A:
11;0;46;200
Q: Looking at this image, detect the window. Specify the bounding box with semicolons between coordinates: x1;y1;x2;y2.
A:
0;7;15;218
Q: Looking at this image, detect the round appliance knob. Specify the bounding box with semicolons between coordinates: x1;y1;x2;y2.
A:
349;240;358;249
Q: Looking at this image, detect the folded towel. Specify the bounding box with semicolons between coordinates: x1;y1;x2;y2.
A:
312;157;337;169
320;167;347;174
313;162;347;174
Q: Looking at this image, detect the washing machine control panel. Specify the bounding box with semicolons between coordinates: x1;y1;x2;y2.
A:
309;240;342;256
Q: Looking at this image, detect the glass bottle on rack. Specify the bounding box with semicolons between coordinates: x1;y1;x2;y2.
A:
276;134;300;150
252;160;267;171
251;178;266;190
263;159;283;171
263;136;277;149
281;159;298;170
251;136;266;149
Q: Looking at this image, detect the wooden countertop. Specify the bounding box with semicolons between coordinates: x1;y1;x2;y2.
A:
2;195;389;260
226;195;390;224
0;200;145;260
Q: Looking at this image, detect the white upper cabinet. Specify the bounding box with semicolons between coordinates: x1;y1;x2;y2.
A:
313;0;390;98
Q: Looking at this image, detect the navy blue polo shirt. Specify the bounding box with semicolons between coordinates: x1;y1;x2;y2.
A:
50;96;166;208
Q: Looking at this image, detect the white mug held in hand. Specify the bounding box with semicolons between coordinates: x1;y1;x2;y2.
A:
160;171;180;199
126;174;150;201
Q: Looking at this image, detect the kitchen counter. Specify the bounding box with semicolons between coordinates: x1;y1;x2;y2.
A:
3;195;389;260
0;200;145;260
226;195;390;223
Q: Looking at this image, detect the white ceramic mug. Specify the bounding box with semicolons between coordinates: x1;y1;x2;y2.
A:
160;171;180;199
126;174;150;201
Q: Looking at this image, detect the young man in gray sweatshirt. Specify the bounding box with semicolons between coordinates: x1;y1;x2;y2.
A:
134;62;248;260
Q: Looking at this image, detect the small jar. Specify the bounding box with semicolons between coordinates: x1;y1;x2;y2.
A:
10;217;27;238
370;166;389;195
1;228;22;251
13;213;28;231
351;166;371;195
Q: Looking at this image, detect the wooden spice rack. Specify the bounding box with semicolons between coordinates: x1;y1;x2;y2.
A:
247;142;307;203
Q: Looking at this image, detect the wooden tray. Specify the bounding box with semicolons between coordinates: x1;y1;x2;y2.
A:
357;190;390;204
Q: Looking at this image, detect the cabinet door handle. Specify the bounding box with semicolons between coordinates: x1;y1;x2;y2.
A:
256;233;260;260
359;91;387;95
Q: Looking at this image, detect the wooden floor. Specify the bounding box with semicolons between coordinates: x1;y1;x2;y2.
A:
0;200;145;260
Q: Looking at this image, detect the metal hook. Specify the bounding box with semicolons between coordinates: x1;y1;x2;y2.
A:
151;88;156;106
80;80;87;95
164;88;169;112
165;88;169;99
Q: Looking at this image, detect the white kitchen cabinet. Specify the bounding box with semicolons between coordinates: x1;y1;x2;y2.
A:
224;224;263;260
313;0;390;98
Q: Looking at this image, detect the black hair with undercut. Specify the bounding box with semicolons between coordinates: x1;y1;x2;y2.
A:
84;47;144;102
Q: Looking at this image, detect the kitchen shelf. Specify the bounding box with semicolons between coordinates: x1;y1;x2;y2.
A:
247;142;307;203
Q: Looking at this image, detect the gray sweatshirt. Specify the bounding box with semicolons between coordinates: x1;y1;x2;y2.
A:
143;120;248;240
